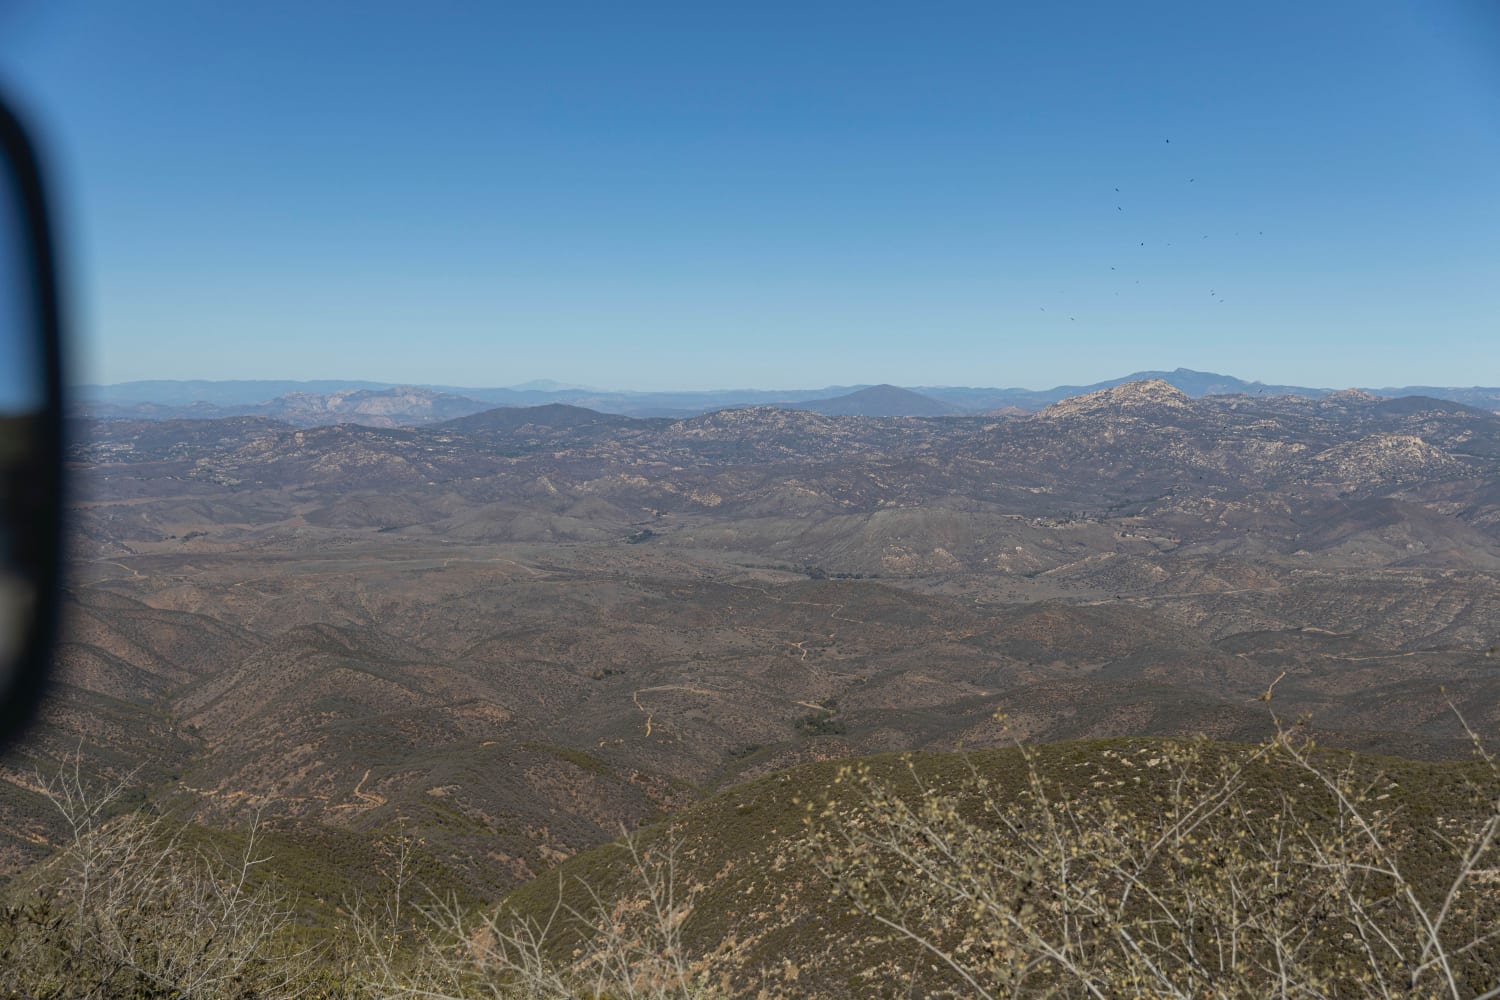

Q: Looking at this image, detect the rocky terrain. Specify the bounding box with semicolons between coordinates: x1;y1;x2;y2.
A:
8;378;1500;899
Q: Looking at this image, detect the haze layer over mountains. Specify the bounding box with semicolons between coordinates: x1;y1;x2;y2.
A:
74;368;1500;426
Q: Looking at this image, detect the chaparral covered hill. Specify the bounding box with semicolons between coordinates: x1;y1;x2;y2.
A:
10;379;1500;898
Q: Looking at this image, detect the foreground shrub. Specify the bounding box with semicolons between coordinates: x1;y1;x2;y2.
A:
802;716;1500;998
6;711;1499;998
350;827;726;999
0;758;319;1000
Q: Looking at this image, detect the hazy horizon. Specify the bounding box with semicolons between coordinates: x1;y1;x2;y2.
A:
72;367;1500;396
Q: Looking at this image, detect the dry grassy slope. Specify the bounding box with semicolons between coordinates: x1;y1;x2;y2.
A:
31;554;1499;895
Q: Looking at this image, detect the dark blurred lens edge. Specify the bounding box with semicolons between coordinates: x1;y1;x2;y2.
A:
0;92;64;754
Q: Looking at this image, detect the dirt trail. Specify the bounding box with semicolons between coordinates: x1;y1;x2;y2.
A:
631;690;654;737
351;768;385;806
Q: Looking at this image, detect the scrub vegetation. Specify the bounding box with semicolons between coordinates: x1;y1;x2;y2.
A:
5;710;1498;999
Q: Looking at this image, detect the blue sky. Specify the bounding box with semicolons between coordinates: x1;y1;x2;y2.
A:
1;1;1498;390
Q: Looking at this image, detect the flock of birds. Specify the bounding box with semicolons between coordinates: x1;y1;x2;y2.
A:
1042;139;1262;321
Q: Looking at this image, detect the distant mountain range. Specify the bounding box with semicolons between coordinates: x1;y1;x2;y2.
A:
796;384;962;417
71;368;1500;426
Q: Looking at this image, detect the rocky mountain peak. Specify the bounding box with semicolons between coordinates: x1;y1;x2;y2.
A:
1035;378;1192;420
1310;432;1459;483
1322;388;1381;406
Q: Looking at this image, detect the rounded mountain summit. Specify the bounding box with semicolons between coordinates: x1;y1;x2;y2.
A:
791;384;962;417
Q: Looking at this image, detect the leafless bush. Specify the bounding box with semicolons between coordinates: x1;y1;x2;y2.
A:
801;713;1500;998
0;755;315;999
351;827;725;999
